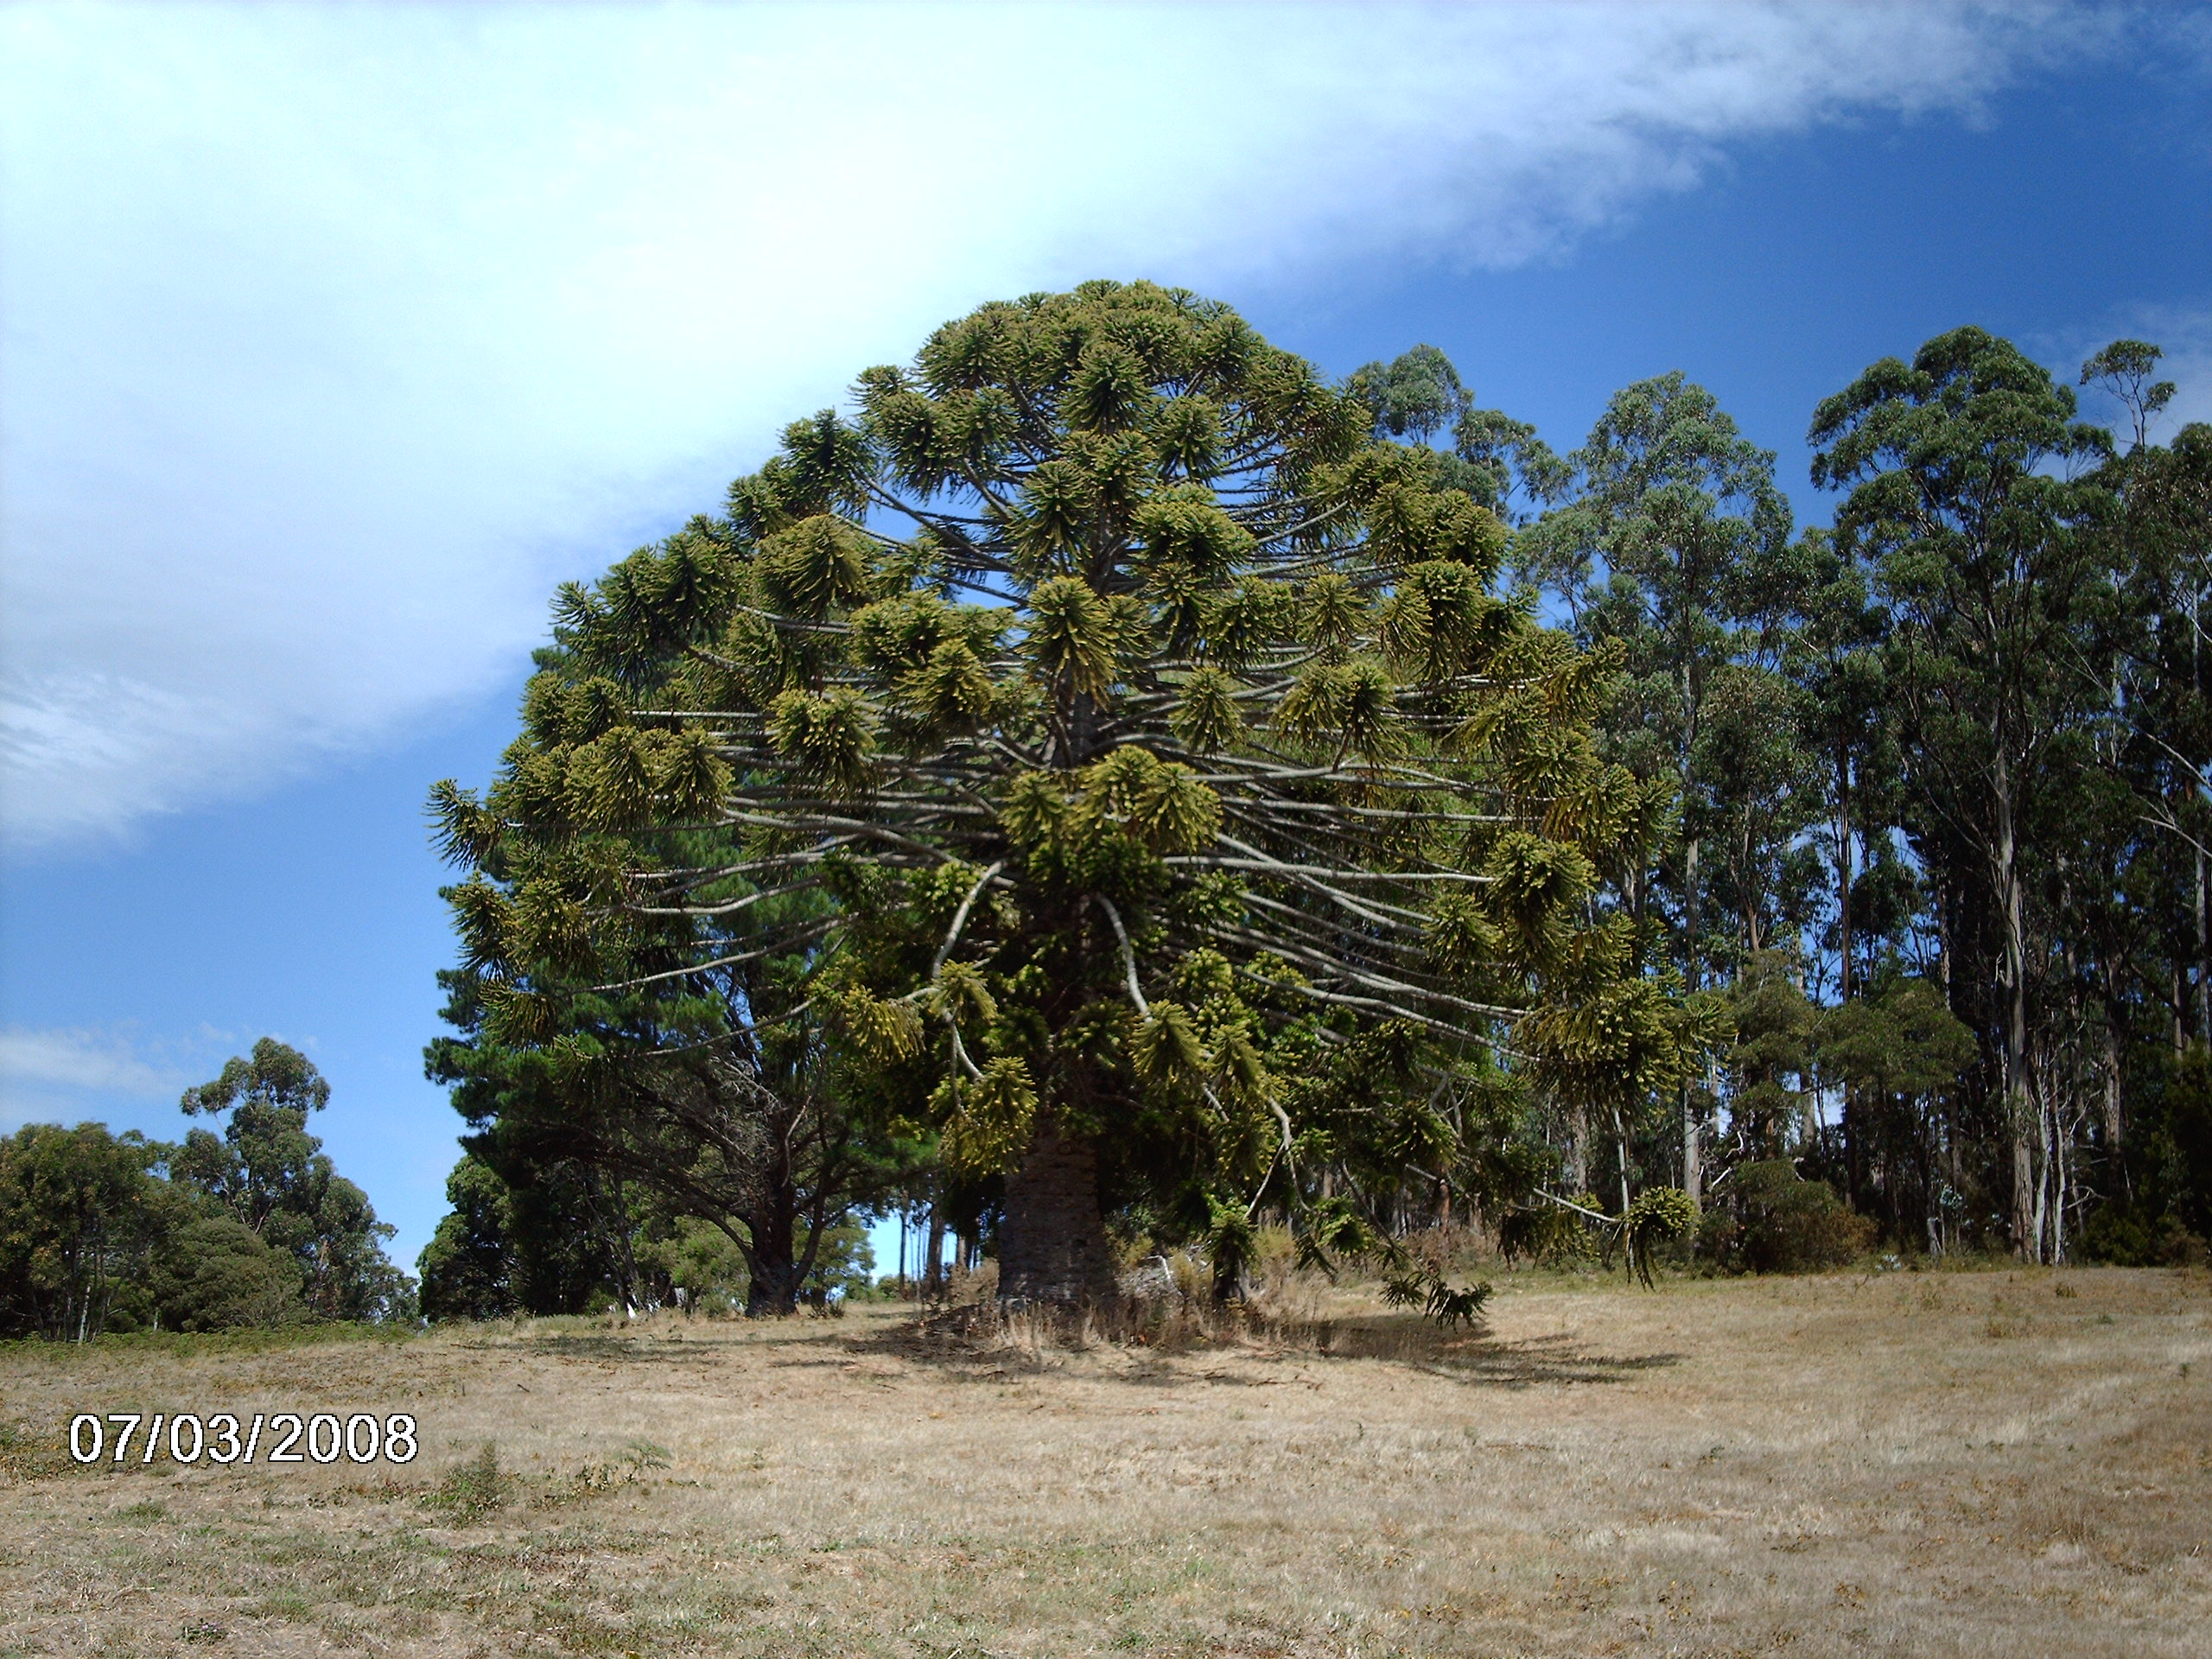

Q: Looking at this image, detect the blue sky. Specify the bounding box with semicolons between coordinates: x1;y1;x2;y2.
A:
3;3;2208;1277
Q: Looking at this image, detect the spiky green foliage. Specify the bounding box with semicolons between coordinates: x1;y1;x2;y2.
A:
433;282;1688;1300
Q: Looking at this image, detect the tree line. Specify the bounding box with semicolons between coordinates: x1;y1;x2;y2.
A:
0;1039;414;1338
1500;328;2212;1268
418;283;2212;1320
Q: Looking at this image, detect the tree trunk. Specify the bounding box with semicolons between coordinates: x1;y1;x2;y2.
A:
2050;1089;2069;1266
1681;1085;1702;1208
2101;1013;2126;1197
1681;830;1704;1208
924;1204;947;1298
999;1112;1115;1305
1563;1096;1589;1194
2196;842;2209;1042
1615;1111;1635;1281
1993;764;2039;1262
590;1169;646;1312
743;1195;802;1317
1835;766;1854;1002
2028;1067;2052;1266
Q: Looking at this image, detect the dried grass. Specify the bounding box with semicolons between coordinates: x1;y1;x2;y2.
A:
1;1264;2208;1656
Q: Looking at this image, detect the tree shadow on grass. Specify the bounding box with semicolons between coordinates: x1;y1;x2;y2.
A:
503;1331;758;1363
1396;1332;1684;1389
1219;1314;1681;1389
826;1305;1681;1390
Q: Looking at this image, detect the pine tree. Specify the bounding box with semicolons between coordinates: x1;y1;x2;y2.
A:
434;282;1688;1304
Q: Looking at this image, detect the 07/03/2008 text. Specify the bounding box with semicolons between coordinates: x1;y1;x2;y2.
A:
67;1412;417;1465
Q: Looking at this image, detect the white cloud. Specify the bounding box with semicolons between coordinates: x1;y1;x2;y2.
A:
0;3;2120;844
0;1026;186;1128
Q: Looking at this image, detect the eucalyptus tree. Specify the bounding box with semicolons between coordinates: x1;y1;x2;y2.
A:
0;1122;184;1340
2073;364;2211;1211
1813;977;1976;1249
175;1039;413;1320
434;282;1685;1305
2091;354;2212;1043
1515;372;1796;1202
1692;663;1825;962
1786;527;1897;1002
1348;345;1567;523
1811;327;2115;1262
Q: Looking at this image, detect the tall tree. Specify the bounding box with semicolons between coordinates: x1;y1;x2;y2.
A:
1348;345;1567;522
175;1039;414;1319
2094;361;2212;1046
1516;372;1796;1203
434;282;1687;1305
1786;526;1897;1004
1814;977;1976;1249
427;953;900;1315
416;1154;522;1321
1810;327;2114;1261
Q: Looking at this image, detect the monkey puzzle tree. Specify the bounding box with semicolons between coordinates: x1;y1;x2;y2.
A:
434;282;1687;1305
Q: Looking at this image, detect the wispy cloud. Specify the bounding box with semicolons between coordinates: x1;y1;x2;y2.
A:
0;1025;187;1128
0;3;2120;845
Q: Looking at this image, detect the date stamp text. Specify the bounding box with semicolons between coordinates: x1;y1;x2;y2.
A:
67;1412;418;1465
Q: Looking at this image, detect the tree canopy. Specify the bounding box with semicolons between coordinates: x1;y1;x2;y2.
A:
1;1039;413;1338
419;298;2212;1299
432;281;1694;1304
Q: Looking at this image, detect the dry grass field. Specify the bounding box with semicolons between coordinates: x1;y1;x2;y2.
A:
2;1265;2208;1658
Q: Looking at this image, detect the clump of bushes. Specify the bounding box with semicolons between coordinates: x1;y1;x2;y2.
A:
421;1443;513;1523
2080;1204;2207;1268
1700;1160;1873;1274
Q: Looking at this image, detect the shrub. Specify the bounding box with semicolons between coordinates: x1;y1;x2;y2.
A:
149;1217;306;1332
2082;1202;2206;1267
1706;1160;1872;1274
422;1443;512;1523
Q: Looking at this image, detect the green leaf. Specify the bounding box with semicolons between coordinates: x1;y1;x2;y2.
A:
1170;667;1243;755
1133;1002;1210;1092
757;515;873;619
1026;576;1118;698
938;1058;1038;1178
768;688;876;798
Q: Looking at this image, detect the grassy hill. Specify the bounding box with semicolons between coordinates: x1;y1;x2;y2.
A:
3;1267;2208;1656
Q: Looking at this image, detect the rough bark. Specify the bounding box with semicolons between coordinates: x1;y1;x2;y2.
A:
999;1113;1115;1305
743;1196;801;1317
1563;1096;1589;1194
